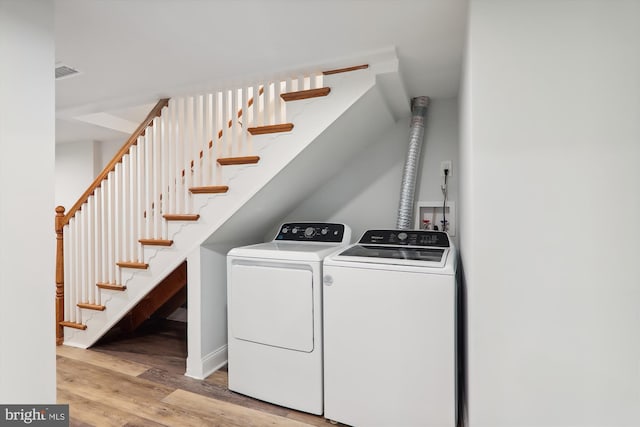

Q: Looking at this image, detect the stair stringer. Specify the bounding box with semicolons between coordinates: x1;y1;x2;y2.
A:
62;67;403;349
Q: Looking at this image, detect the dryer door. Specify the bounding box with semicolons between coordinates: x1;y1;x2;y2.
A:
230;264;314;352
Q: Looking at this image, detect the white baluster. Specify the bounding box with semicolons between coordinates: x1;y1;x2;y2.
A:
94;186;102;304
186;97;195;212
204;93;213;185
274;80;283;124
73;213;81;322
177;97;186;213
107;170;115;284
129;146;138;261
254;84;263;127
79;209;88;305
87;195;95;304
69;218;77;323
267;82;275;126
121;155;129;261
314;72;323;89
232;88;240;157
114;162;123;271
240;88;249;156
167;101;176;215
136;136;146;253
215;92;223;185
149;121;156;238
144;131;153;235
193;95;203;187
222;90;231;158
63;223;71;322
125;152;132;261
153;117;162;239
161;110;169;239
250;85;260;155
101;182;109;285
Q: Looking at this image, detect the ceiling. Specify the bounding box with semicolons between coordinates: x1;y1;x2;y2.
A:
55;0;468;144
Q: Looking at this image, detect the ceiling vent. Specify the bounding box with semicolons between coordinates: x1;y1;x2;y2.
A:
55;64;81;80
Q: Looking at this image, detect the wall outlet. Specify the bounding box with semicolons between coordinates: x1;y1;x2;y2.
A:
440;160;452;177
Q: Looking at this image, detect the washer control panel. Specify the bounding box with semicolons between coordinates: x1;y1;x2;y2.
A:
275;222;348;243
358;230;450;247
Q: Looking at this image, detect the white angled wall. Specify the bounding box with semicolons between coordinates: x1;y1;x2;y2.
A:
278;97;459;242
461;1;640;426
0;0;56;403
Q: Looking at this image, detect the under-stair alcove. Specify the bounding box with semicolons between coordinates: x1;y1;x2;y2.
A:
92;261;189;375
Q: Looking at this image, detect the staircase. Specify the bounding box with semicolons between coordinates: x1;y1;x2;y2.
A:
56;58;408;349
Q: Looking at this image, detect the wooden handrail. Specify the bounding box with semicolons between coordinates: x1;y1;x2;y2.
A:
322;64;369;75
63;98;170;226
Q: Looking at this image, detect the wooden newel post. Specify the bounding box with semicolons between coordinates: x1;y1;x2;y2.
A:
55;206;65;345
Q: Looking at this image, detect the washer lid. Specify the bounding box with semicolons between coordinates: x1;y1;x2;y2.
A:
332;245;450;268
326;229;452;268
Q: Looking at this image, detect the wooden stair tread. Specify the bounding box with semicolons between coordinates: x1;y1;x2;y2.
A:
60;321;87;330
322;64;369;75
189;185;229;194
97;283;127;291
280;87;331;102
117;261;149;269
163;214;200;221
77;302;106;311
217;156;260;166
247;123;294;135
138;239;173;246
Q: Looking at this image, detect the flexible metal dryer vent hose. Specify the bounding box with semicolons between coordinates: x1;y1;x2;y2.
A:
395;96;430;230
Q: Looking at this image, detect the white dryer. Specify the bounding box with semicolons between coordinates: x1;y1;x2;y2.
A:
323;229;458;427
227;222;351;414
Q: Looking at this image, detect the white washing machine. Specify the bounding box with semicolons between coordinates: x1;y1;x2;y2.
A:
227;222;351;414
323;229;458;427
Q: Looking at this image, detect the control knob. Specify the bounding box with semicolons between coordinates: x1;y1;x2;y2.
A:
304;227;316;238
321;227;329;235
398;232;408;241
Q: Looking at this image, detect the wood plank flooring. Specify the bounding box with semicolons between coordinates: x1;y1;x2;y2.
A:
57;319;333;427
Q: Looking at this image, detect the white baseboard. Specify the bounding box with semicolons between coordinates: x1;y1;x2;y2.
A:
185;345;227;380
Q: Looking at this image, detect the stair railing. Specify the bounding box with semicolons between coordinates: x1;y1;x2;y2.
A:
55;72;325;344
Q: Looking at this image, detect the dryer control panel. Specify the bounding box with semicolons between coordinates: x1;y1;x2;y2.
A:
275;223;348;243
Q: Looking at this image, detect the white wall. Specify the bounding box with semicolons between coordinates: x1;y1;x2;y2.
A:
55;138;122;210
97;138;123;169
461;1;640;426
186;242;252;379
276;97;459;242
0;0;56;403
55;140;98;210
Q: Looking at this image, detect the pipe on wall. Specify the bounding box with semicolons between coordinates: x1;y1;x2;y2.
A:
396;96;430;229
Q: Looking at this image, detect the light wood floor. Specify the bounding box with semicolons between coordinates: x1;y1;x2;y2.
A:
56;319;332;427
